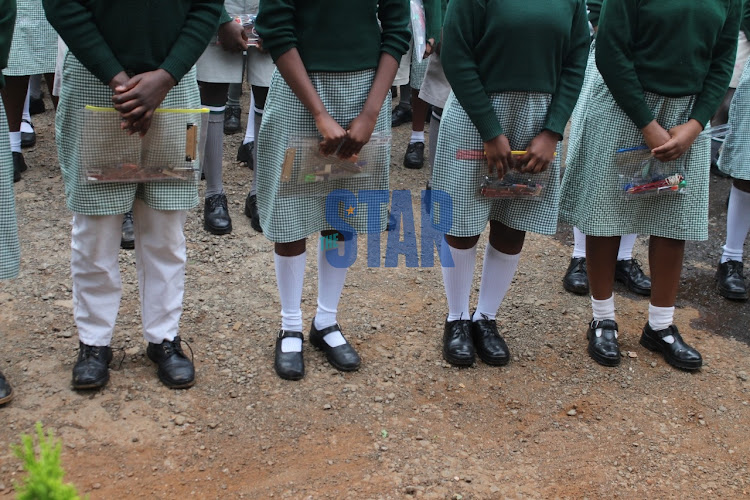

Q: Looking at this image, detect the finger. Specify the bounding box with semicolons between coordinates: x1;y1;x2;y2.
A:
112;87;144;107
114;76;140;94
521;156;539;174
337;137;356;159
651;138;678;155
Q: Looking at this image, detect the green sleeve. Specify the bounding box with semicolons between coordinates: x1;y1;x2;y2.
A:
587;0;602;28
43;0;125;85
742;1;750;50
0;0;16;88
219;6;233;24
544;0;589;136
159;0;224;83
442;0;503;142
595;0;654;129
690;0;741;125
379;0;411;62
255;0;297;63
424;0;442;42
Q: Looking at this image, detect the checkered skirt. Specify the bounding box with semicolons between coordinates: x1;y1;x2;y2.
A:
0;99;20;280
410;51;429;90
257;69;391;243
718;58;750;180
431;91;561;237
560;69;710;240
4;0;58;76
56;55;201;215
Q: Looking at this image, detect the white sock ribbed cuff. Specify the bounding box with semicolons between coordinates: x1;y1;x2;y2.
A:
274;251;307;333
721;185;750;263
9;132;21;153
206;105;226;114
617;233;637;261
572;227;586;259
442;240;478;322
591;295;615;322
473;246;521;321
315;240;349;330
410;131;425;144
648;303;675;336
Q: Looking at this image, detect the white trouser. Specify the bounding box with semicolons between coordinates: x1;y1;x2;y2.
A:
71;199;188;346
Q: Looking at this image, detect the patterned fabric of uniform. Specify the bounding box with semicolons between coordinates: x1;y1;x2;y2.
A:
0;97;20;279
565;40;597;172
56;55;201;215
560;69;710;241
409;47;429;90
432;91;561;237
4;0;57;76
257;68;391;243
419;53;451;109
719;58;750;180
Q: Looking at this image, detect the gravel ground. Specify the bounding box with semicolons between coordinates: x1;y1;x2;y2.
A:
0;89;749;499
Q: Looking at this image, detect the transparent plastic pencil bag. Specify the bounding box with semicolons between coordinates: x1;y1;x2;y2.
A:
455;148;550;200
278;132;391;198
410;0;427;59
231;13;259;47
615;124;730;198
80;106;209;183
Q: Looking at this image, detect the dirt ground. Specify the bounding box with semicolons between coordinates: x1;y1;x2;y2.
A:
1;88;749;499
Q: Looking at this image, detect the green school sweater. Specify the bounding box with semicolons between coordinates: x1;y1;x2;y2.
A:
441;0;590;141
0;0;15;89
43;0;224;85
256;0;410;72
425;0;448;43
587;0;602;29
596;0;741;128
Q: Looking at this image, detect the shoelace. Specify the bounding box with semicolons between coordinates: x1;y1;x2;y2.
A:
123;211;134;224
208;195;228;211
75;344;126;369
161;338;194;363
726;261;745;279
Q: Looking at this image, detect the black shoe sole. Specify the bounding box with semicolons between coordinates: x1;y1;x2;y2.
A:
717;284;749;301
586;333;620;367
275;369;304;381
159;377;196;389
204;222;233;235
309;336;361;372
21;137;36;148
442;349;475;367
72;374;109;390
404;162;424;170
0;389;14;405
562;279;589;295
476;351;509;366
120;239;135;250
639;335;702;371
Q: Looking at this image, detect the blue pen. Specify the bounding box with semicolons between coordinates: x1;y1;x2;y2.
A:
616;144;650;154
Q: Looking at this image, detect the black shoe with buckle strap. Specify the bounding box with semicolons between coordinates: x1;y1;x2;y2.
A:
146;336;195;388
72;342;113;389
640;323;702;371
274;330;305;380
309;322;361;372
0;370;14;405
443;319;475;366
471;313;510;366
615;258;651;296
716;260;749;301
21;119;36;148
562;257;589;295
586;319;620;367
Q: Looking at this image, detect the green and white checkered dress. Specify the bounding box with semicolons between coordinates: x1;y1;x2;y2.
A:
719;58;750;180
56;55;201;215
431;91;561;237
560;68;710;241
409;51;429;90
0;98;20;280
257;68;391;243
565;41;596;165
4;0;57;76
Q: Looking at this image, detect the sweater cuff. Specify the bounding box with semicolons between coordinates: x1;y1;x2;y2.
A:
268;42;297;64
475;112;504;143
219;9;233;24
629;104;656;130
89;59;126;87
381;46;404;65
689;106;712;129
159;58;190;85
543;114;567;139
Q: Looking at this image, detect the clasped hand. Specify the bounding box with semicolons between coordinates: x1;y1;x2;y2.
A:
110;69;176;136
315;112;378;159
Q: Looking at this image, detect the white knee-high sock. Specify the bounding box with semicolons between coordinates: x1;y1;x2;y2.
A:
572;227;586;259
441;238;477;321
648;303;675;342
721;185;750;263
591;295;615;322
242;92;256;145
472;245;521;321
21;91;32;132
274;251;306;352
314;240;348;347
203;106;225;198
617;233;637;261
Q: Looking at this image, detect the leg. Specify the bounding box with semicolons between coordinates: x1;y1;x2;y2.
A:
1;76;30;179
70;212;122;388
43;73;58;109
404;89;428;169
641;236;701;370
441;234;480;366
273;238;307;380
20;89;35;148
243;86;267;232
716;179;750;300
132;199;195;388
585;235;621;367
563;226;589;295
224;82;242;134
614;233;652;295
710;88;734;171
199;81;232;235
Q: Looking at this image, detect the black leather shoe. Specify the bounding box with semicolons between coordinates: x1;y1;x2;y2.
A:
391;104;412;127
309;322;361;371
29;96;46;115
146;336;195;388
615;259;651;296
13;152;27;183
471;313;510;366
236;141;254;169
563;257;589;295
716;260;748;301
244;192;262;233
443;319;475;366
404;142;425;169
275;330;305;380
640;323;702;371
21;119;36;148
586;319;620;367
223;105;242;135
72;342;113;389
0;370;14;405
120;210;134;249
204;193;232;235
